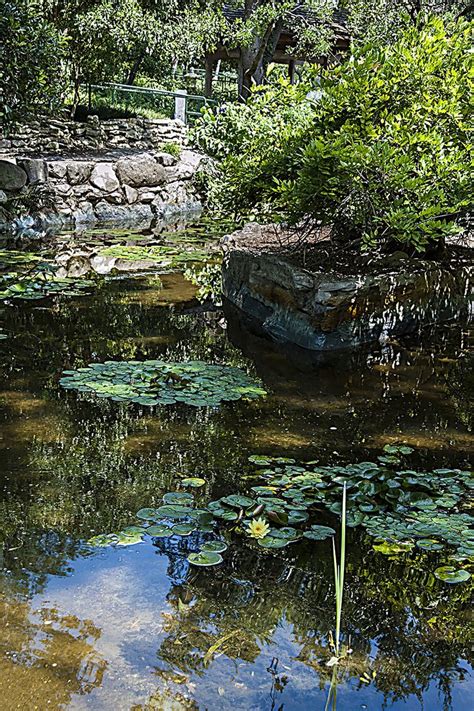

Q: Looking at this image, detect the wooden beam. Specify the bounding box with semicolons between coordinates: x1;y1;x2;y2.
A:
204;54;213;98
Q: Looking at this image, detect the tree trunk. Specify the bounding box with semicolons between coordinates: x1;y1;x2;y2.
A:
237;17;283;101
125;53;145;86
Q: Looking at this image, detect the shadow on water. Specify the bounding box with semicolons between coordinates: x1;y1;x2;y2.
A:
0;224;472;710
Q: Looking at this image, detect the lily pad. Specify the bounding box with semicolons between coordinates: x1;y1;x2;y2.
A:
181;477;206;488
200;540;228;553
258;536;288;549
147;525;173;537
221;494;255;509
163;492;194;505
137;508;160;520
88;533;118;547
303;525;336;541
416;539;445;551
171;523;196;536
434;566;471;583
187;551;223;567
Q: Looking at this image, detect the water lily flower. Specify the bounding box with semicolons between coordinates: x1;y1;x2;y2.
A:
247;517;270;539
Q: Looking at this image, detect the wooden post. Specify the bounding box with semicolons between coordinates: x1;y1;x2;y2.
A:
205;54;213;98
288;59;296;85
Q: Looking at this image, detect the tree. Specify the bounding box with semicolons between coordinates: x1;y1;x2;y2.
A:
170;1;337;100
0;1;66;129
197;16;472;255
341;0;474;44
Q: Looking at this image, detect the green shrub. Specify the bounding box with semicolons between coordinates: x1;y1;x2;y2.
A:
197;17;472;254
287;16;473;252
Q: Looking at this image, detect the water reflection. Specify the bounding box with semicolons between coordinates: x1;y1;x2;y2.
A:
0;229;472;709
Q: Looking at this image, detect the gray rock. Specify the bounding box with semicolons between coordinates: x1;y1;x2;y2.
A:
155;152;178;167
48;161;67;179
94;200;153;223
67;160;94;184
90;162;120;193
74;202;96;224
0;190;7;204
0;160;27;190
123;184;139;204
17;158;48;184
115;154;167;187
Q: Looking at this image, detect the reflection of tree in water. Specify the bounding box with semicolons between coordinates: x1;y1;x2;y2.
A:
150;533;472;709
1;564;106;709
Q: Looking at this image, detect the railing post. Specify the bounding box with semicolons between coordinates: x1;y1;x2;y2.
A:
174;89;187;123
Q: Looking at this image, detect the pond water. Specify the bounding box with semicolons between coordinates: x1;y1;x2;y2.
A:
0;219;472;711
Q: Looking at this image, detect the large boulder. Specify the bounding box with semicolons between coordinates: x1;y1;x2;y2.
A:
222;226;473;351
89;162;120;193
0;160;27;190
17;158;48;184
66;160;94;185
115;154;167;188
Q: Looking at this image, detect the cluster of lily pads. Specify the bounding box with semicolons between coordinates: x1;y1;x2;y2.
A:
0;273;95;301
60;359;266;407
89;486;229;567
88;446;472;583
98;244;213;270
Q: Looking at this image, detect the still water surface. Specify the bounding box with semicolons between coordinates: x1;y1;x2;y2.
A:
0;222;472;710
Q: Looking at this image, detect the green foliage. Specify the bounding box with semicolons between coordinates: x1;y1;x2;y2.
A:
286;16;473;252
60;359;266;407
0;1;66;127
199;17;472;253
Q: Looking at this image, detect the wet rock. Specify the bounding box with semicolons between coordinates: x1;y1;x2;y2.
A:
0;160;27;190
93;200;153;223
222;225;473;351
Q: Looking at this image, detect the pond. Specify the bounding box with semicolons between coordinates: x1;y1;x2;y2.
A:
0;218;472;711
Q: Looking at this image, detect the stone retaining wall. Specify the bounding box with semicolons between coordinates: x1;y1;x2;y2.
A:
0;149;204;229
222;225;472;351
0;116;187;156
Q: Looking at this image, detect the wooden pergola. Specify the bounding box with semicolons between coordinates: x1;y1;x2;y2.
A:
204;6;350;97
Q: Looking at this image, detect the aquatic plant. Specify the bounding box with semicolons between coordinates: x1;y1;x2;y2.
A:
98;244;212;270
0;273;95;301
246;517;270;540
332;484;346;661
184;262;222;305
60;359;266;407
87;447;472;584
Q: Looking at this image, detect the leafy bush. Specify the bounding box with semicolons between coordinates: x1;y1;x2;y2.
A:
192;77;314;218
197;17;472;254
0;1;66;128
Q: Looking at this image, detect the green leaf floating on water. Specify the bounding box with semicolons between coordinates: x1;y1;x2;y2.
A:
60;359;266;407
88;533;118;547
200;540;228;553
221;494;256;509
303;525;336;541
172;524;196;536
163;492;194;504
181;477;206;488
116;532;144;546
258;536;289;549
434;566;471;584
187;551;223;567
137;508;160;520
147;525;172;537
373;541;414;555
416;539;445;551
